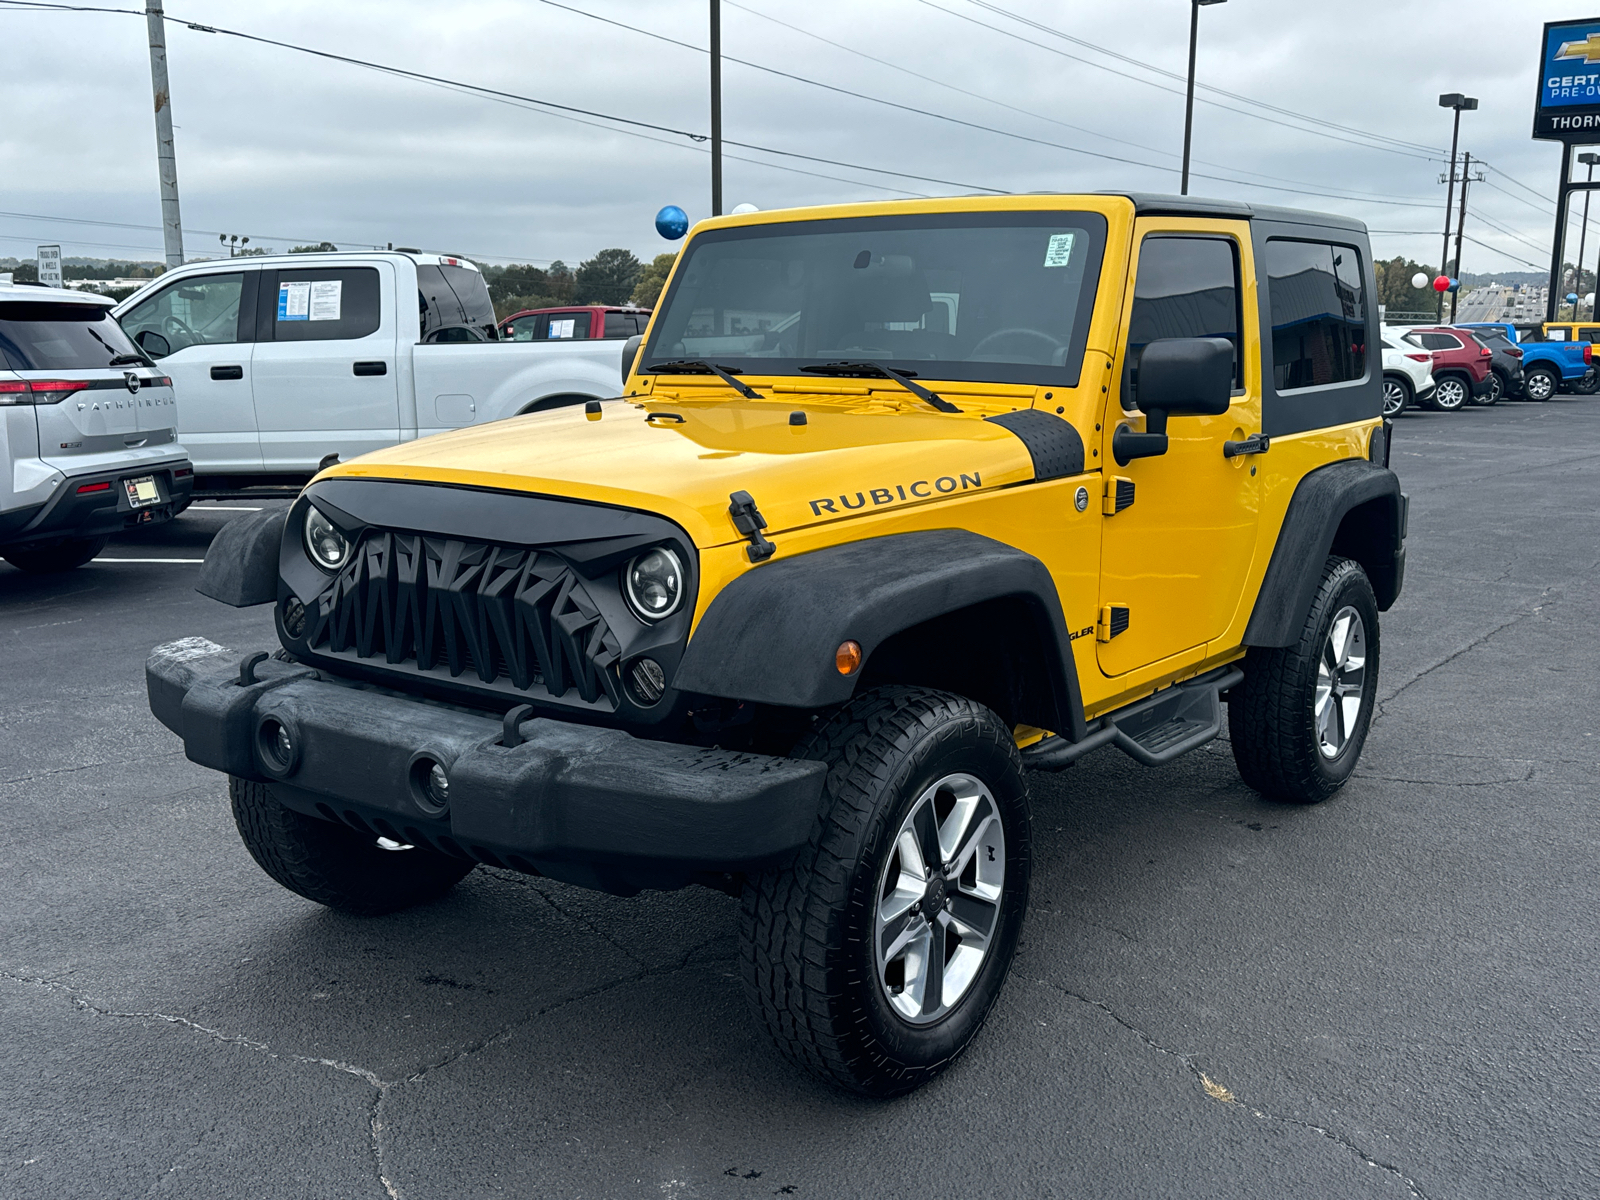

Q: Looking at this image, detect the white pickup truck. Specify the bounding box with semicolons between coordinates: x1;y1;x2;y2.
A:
112;252;628;495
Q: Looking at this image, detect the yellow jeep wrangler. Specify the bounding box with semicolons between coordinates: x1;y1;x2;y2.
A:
148;193;1405;1097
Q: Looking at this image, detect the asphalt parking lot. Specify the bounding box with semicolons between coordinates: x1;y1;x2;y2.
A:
3;396;1598;1200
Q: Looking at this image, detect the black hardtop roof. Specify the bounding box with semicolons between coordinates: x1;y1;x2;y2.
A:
1101;192;1369;234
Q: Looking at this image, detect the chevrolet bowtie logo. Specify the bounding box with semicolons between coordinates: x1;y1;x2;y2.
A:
1557;32;1600;64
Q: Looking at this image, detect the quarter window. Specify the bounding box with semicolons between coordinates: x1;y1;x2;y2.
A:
1266;240;1367;390
1126;236;1242;400
120;271;246;354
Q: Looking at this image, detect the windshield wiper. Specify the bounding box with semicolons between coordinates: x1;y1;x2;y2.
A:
108;353;150;367
798;360;961;413
645;357;763;399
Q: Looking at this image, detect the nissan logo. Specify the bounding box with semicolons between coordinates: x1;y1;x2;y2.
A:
124;372;141;394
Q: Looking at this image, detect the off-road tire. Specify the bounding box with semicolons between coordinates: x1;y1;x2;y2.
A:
1229;557;1380;805
739;687;1031;1097
1381;375;1410;418
1524;365;1558;402
229;776;474;914
2;536;108;573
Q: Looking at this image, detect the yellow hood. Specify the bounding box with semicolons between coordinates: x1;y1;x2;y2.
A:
321;395;1039;548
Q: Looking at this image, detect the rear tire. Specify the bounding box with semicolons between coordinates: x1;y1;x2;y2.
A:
2;536;108;573
1572;368;1599;396
1381;376;1411;417
1524;365;1558;402
1229;557;1380;805
1431;374;1468;411
739;687;1030;1097
229;776;474;914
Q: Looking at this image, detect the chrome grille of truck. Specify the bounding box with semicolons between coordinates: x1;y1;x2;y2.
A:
302;531;623;707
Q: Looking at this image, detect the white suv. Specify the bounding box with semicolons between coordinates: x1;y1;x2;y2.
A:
0;286;193;572
1380;332;1435;417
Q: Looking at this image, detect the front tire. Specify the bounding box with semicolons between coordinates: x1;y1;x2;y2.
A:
739;688;1030;1097
1229;557;1380;805
1381;376;1411;417
2;536;108;573
229;777;474;914
1476;371;1503;405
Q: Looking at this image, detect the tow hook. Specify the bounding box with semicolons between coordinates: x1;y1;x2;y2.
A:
728;491;776;563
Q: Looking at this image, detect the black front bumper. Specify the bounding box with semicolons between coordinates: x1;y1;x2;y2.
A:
0;459;193;548
146;640;826;894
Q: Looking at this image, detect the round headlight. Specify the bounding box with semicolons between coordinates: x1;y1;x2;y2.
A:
303;504;351;572
623;547;684;621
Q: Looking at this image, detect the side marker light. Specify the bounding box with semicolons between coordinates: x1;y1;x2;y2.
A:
836;640;862;676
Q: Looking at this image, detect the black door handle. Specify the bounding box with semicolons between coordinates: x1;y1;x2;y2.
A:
353;361;388;377
1223;433;1271;458
210;365;243;381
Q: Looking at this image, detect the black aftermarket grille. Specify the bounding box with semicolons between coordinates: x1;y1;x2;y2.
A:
302;531;624;707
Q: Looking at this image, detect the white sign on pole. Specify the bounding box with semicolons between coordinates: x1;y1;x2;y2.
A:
0;272;12;287
37;245;63;288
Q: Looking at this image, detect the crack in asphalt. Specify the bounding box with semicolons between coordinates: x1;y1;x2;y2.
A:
1038;978;1436;1200
478;868;647;969
1374;592;1555;722
0;749;187;790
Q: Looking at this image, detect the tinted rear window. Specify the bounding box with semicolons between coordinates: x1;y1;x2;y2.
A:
268;267;382;342
0;301;142;370
1265;239;1367;391
440;265;496;335
603;311;647;338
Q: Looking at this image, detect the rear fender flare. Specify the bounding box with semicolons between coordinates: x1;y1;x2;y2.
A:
672;529;1087;740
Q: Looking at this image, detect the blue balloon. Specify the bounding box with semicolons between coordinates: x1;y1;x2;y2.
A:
1568;292;1580;303
1446;277;1460;292
655;205;689;241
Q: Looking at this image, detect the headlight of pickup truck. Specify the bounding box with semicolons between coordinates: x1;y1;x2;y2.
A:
623;546;684;621
304;504;352;572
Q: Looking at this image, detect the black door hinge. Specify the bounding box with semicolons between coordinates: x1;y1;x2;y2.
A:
728;491;776;563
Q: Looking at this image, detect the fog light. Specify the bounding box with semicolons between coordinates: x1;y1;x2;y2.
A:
275;724;293;761
628;657;666;705
427;762;450;806
282;596;306;638
257;717;298;775
409;756;451;816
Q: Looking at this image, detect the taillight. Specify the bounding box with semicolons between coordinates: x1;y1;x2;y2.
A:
76;481;112;495
1405;353;1431;362
152;376;172;387
1480;347;1491;358
1509;348;1523;358
1586;345;1593;364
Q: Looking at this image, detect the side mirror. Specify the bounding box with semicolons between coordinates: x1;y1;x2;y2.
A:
1114;337;1234;465
620;333;643;385
135;329;171;359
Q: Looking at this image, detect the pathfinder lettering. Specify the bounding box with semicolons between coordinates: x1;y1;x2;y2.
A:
810;472;982;515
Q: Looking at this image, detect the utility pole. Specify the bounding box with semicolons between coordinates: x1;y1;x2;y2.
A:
710;0;723;217
1436;93;1476;321
145;0;184;268
1577;152;1600;320
1450;152;1477;324
1180;0;1226;196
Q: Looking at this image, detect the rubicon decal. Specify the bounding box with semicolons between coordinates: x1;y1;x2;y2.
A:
809;472;982;515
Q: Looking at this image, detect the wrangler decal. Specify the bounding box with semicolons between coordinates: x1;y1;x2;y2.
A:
809;471;982;516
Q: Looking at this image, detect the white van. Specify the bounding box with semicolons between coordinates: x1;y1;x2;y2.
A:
113;252;627;496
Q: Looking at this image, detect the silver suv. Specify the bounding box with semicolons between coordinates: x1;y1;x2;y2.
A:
0;285;192;572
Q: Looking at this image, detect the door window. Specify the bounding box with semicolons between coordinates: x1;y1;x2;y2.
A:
1266;240;1367;390
120;272;246;355
520;312;595;340
268;267;381;342
1125;235;1242;404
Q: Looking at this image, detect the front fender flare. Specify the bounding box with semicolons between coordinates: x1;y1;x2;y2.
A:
672;529;1087;740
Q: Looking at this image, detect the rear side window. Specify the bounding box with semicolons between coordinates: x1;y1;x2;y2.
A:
269;267;381;342
440;265;497;337
0;301;142;370
120;272;246;354
1126;235;1242;394
603;311;646;338
1266;239;1367;391
417;264;466;338
1582;327;1600;343
1417;332;1462;351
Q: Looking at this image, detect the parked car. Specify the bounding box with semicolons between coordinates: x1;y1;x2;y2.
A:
151;190;1405;1097
499;305;651;342
1458;322;1592;401
1456;325;1523;403
113;252;629;497
1396;326;1492;410
1380;333;1435;416
0;285;192;571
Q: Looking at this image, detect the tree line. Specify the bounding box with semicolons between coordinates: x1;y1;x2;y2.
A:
481;250;676;318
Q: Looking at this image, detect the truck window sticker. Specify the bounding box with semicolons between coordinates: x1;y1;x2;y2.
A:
309;280;342;322
550;318;576;339
1043;232;1076;267
278;281;311;322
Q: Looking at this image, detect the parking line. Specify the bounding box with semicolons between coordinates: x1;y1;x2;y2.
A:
194;505;264;511
93;558;205;564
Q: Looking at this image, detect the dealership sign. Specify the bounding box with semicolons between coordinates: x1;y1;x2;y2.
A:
1535;18;1600;139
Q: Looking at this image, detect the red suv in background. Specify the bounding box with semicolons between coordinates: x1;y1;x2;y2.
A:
1401;327;1493;411
499;305;650;342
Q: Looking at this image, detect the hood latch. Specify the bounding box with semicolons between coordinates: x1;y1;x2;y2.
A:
728;491;776;563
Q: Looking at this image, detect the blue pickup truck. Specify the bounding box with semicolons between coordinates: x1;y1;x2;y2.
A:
1457;322;1594;402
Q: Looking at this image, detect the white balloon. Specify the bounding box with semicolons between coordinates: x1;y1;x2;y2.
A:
1410;272;1429;289
731;203;760;214
1587;293;1596;306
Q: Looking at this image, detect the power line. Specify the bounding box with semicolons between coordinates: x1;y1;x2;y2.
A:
1459;232;1544;272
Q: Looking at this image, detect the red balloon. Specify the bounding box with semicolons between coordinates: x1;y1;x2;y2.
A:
1433;274;1451;292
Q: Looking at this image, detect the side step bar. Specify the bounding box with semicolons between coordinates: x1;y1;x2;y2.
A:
1022;664;1244;772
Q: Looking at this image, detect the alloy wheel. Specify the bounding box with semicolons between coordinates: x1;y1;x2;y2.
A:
1314;606;1367;760
875;772;1005;1024
1435;378;1466;410
1525;371;1555;401
1382;379;1407;417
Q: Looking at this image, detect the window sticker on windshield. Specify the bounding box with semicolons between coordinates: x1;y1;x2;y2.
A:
550;318;576;339
277;281;311;321
309;280;342;322
1043;233;1076;268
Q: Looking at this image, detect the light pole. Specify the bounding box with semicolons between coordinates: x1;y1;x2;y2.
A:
1578;152;1600;318
1436;93;1477;320
710;0;722;216
1180;0;1226;196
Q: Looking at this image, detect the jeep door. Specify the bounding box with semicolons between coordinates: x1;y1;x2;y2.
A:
116;268;259;474
249;264;400;472
1096;221;1262;677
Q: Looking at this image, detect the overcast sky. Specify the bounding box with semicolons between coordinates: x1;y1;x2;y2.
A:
0;0;1589;275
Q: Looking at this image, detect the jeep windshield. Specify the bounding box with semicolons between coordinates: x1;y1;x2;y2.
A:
641;210;1108;389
